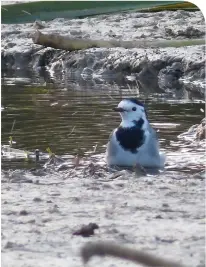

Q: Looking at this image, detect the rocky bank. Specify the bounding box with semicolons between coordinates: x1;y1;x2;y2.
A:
1;10;205;98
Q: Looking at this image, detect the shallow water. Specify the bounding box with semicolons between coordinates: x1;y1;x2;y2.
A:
1;80;204;170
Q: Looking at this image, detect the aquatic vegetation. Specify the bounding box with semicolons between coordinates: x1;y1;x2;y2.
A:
2;1;199;24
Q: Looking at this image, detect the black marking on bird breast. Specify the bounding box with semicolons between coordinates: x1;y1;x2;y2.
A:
115;118;145;154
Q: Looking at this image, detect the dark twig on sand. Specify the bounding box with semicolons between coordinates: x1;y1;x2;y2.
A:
81;241;186;267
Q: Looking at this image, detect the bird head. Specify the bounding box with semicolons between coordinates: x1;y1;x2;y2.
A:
113;98;148;128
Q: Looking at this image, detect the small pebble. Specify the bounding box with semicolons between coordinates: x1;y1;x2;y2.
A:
33;197;42;202
42;218;52;223
27;219;35;224
4;241;14;249
49;204;59;213
19;210;29;216
73;223;99;237
155;215;163;219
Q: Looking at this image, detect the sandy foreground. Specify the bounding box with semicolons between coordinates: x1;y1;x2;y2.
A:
2;161;205;267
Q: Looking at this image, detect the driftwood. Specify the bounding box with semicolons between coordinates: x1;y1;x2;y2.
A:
32;30;205;51
81;242;186;267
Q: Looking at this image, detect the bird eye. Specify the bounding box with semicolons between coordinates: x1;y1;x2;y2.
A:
132;107;136;111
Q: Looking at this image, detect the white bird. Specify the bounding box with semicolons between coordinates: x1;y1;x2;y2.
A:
106;98;165;168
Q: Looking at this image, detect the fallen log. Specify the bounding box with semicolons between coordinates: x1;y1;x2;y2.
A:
32;30;205;51
32;30;117;51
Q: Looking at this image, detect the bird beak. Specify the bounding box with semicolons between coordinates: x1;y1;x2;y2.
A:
113;107;126;112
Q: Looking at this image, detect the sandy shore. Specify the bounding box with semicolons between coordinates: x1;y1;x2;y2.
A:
2;165;205;267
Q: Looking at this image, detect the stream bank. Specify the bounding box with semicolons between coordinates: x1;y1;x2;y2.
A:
2;10;205;98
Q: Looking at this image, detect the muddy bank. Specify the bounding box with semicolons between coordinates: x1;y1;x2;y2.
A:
1;10;205;98
178;117;206;141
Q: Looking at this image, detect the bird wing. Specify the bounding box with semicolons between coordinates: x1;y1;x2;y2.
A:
145;125;160;157
106;129;119;157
